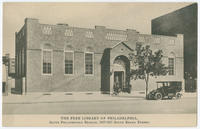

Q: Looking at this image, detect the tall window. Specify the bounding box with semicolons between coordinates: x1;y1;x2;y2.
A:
43;50;52;74
168;58;174;75
64;51;74;74
85;53;94;75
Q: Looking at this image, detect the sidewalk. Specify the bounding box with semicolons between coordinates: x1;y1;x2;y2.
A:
3;91;145;104
3;91;196;104
182;92;197;98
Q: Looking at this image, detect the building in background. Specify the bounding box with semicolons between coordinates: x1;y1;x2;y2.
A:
14;18;184;95
151;3;197;92
8;58;15;77
2;54;15;95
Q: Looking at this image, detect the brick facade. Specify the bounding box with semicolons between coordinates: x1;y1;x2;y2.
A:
15;18;184;94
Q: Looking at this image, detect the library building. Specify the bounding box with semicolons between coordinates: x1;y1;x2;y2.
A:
14;18;184;94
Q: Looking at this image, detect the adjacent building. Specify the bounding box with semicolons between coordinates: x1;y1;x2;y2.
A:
15;18;184;94
151;3;197;92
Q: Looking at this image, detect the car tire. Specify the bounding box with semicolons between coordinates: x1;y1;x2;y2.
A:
154;92;163;100
176;92;182;99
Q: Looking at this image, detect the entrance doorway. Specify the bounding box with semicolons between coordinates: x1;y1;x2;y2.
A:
112;55;131;93
114;71;124;90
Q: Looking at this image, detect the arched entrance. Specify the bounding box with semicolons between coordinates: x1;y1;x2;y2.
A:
112;55;131;93
101;42;133;94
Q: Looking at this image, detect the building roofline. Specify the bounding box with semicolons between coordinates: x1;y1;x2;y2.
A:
140;33;178;38
152;3;197;21
25;17;138;33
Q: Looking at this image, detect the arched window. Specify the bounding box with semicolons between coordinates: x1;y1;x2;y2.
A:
42;43;52;75
168;52;175;75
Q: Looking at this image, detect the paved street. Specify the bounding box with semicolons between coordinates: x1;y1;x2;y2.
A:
3;96;196;114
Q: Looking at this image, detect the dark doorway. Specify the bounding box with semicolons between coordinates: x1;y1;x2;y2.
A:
114;71;124;90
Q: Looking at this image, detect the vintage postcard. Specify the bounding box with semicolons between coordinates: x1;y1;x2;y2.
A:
2;2;197;127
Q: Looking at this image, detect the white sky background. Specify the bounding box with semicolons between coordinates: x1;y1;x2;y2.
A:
3;2;192;58
2;2;192;81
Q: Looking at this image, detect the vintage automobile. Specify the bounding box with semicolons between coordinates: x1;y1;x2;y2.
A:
147;81;182;100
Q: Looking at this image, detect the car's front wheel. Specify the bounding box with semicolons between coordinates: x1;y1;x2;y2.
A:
154;92;163;100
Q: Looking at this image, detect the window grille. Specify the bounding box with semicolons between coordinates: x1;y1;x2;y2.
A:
65;29;73;36
106;32;127;41
85;31;94;38
168;58;174;75
42;26;52;35
85;53;93;75
64;52;74;74
43;50;52;74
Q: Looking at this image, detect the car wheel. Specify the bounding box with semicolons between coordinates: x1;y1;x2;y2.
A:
154;92;163;100
176;93;182;99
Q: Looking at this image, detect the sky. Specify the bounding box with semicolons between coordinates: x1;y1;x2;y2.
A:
3;2;192;58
